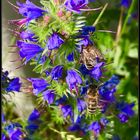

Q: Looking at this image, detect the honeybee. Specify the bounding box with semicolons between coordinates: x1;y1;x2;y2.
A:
80;44;104;70
86;85;103;114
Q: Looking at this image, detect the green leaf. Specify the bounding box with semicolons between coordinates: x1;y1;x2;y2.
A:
42;58;52;71
33;64;43;73
128;46;138;58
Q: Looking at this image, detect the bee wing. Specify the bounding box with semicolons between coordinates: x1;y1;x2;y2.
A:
91;45;104;60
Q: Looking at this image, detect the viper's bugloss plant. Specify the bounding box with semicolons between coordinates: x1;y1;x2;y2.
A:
2;0;138;139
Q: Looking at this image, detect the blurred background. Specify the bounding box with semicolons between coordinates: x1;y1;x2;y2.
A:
2;0;138;139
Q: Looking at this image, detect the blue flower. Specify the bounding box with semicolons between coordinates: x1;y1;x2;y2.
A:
45;70;50;76
28;109;40;122
5;124;15;134
116;101;135;116
47;32;64;50
77;98;86;112
61;105;73;120
89;62;105;81
112;135;121;140
121;102;135;117
81;26;96;36
4;122;23;140
66;69;82;93
78;36;93;48
6;78;21;92
34;54;47;64
116;101;135;123
80;85;88;95
89;0;95;2
17;41;43;64
121;0;131;8
100;118;109;127
26;124;39;135
2;70;9;81
26;109;40;135
64;0;89;13
10;128;23;140
79;64;89;76
55;95;67;106
69;115;88;135
43;90;55;104
88;121;101;136
67;52;74;62
2;113;6;123
118;113;129;123
17;0;46;23
28;78;49;95
51;65;63;80
98;75;120;102
2;133;6;140
20;30;38;42
133;136;138;140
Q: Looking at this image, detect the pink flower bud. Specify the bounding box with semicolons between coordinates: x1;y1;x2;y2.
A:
57;10;64;17
54;0;59;4
44;16;50;23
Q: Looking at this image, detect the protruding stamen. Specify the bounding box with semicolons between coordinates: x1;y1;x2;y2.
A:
81;7;103;11
15;64;24;70
10;59;22;62
8;51;18;53
8;28;20;35
8;45;18;48
97;30;116;34
7;0;19;9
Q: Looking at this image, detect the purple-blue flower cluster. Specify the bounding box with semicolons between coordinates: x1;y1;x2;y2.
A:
4;122;23;140
43;90;55;104
51;65;63;80
27;78;49;95
20;30;38;42
61;105;73;120
47;32;64;50
64;0;89;13
17;0;46;23
121;0;132;8
2;69;21;93
98;75;120;102
117;101;135;123
66;69;82;93
17;41;43;64
26;109;41;135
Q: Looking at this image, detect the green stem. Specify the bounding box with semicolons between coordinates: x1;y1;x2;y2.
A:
115;6;124;45
121;0;136;35
93;3;108;27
